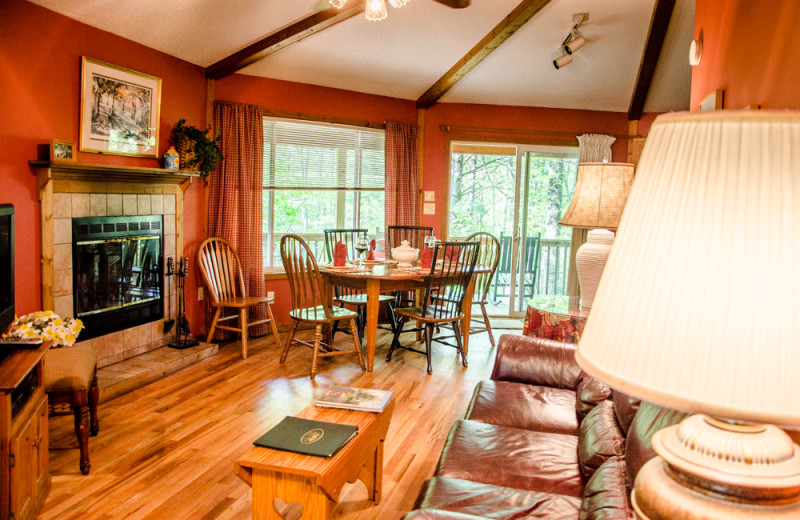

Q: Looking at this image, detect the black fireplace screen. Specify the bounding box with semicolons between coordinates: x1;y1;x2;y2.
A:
72;215;163;340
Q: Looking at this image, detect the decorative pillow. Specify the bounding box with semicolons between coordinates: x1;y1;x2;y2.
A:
579;456;634;520
578;400;625;479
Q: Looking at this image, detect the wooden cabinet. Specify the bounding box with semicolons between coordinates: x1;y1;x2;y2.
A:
0;342;51;520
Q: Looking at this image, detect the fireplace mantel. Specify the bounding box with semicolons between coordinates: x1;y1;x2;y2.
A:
30;160;199;196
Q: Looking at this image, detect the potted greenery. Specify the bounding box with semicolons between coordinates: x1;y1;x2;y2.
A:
171;119;223;178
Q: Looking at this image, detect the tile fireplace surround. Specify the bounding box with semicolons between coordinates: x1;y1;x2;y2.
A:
31;161;197;368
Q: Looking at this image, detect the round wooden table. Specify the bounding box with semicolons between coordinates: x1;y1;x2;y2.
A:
522;295;589;343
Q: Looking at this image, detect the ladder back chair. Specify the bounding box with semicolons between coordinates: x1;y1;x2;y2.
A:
280;234;366;380
323;229;395;341
386;225;434;317
464;231;501;347
198;238;281;359
387;241;480;374
493;232;542;302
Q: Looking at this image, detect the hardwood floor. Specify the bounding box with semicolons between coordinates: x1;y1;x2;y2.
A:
41;325;510;520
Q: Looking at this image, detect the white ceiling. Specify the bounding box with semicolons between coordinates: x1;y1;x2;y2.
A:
27;0;694;113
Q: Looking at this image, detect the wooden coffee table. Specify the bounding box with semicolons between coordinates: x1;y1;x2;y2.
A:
235;398;395;520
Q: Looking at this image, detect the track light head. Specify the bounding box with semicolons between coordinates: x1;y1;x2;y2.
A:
565;36;585;55
553;52;573;70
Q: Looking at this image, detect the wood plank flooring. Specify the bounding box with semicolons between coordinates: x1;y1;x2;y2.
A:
40;325;513;520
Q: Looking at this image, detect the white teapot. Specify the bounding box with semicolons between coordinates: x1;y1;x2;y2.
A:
391;240;419;268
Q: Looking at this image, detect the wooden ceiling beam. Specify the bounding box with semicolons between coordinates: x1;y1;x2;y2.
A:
205;5;364;81
627;0;676;121
416;0;552;110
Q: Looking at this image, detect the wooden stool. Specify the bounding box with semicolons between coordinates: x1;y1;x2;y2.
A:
44;347;99;475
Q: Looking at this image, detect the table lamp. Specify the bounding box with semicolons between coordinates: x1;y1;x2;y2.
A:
558;161;634;309
576;111;800;518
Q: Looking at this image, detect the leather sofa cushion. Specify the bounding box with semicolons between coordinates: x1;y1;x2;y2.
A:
436;420;584;497
466;380;579;435
575;373;613;421
612;392;640;436
491;335;581;389
416;477;582;519
579;457;634;520
578;400;625;480
624;402;688;489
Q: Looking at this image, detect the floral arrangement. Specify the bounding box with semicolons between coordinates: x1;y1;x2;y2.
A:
5;311;84;347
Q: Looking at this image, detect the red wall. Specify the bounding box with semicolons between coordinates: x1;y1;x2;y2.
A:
692;0;800;110
0;0;207;330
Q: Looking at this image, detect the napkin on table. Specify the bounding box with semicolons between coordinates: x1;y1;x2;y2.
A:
366;239;376;260
333;241;348;266
420;247;433;268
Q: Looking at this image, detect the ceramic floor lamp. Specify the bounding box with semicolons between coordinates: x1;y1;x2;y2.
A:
576;111;800;519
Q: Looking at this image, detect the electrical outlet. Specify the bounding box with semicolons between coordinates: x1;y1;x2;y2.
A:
424;191;435;202
197;287;203;301
267;291;275;300
424;203;436;215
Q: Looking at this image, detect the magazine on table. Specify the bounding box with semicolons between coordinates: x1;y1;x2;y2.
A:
315;386;393;413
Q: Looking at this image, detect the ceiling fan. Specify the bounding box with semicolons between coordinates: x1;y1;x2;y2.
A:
316;0;470;22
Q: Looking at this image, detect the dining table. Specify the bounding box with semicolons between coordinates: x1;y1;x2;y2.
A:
321;262;489;372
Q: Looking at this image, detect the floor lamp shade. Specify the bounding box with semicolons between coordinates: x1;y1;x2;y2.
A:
576;111;800;518
559;162;634;309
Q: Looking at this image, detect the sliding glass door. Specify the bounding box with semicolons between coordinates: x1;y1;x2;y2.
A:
448;143;578;316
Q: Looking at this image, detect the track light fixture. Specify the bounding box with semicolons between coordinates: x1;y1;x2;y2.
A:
553;13;588;70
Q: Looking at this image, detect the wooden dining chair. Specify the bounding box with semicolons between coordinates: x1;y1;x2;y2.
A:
386;225;434;319
280;234;366;380
464;231;501;347
197;238;281;359
323;229;394;341
386;241;480;374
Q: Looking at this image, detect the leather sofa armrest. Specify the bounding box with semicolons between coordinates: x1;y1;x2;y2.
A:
491;334;581;389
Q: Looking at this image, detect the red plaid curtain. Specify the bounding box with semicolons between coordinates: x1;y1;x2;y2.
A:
385;121;419;227
206;101;268;338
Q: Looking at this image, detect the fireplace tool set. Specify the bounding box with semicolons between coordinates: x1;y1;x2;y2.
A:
167;256;199;349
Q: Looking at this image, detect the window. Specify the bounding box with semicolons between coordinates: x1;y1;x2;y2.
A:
262;118;385;267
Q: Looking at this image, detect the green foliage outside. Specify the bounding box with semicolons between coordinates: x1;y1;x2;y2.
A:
449;152;578;240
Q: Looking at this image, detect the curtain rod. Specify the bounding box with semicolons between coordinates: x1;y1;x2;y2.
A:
262;108;385;130
439;124;640;140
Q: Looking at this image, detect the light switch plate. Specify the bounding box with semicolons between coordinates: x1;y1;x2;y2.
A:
423;203;435;215
424;191;435;202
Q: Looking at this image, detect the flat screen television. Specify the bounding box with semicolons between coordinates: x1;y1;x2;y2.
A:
0;204;14;334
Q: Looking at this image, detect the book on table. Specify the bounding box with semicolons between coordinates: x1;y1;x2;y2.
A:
314;386;393;413
253;416;358;458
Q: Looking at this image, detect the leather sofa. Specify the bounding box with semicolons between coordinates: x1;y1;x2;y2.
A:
403;334;688;520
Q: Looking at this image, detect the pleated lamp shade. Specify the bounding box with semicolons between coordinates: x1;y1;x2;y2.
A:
559;162;635;230
576;111;800;426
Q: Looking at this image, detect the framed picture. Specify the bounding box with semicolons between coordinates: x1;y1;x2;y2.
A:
51;139;76;162
699;88;724;112
80;57;161;158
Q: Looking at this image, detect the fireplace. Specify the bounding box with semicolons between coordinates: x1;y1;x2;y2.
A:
72;215;163;340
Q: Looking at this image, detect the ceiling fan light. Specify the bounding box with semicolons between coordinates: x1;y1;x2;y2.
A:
365;0;388;20
388;0;408;7
554;53;572;70
565;36;585;55
329;0;348;8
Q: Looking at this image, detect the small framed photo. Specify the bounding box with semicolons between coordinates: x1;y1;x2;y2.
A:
79;57;161;158
51;139;76;162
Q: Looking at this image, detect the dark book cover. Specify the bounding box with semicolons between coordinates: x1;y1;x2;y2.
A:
253;416;358;458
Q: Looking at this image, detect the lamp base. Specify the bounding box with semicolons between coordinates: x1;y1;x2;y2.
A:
575;229;615;310
633;414;800;519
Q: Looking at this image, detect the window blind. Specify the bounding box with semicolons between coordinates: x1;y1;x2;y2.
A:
263;118;385;191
